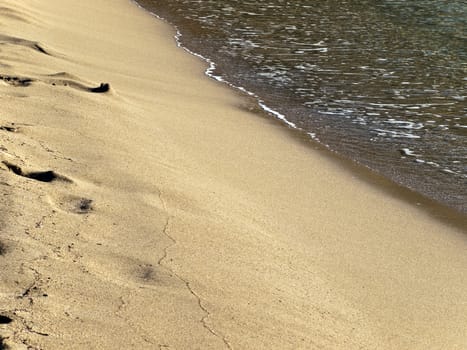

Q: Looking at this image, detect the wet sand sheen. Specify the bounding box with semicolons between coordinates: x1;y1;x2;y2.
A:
0;0;466;349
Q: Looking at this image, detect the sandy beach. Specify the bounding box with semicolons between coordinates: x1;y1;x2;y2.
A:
0;0;466;349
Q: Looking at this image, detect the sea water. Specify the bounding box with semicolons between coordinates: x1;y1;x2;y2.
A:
136;0;466;213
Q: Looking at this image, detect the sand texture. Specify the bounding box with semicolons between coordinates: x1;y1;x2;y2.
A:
0;0;466;349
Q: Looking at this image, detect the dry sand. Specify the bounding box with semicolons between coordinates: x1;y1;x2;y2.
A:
0;0;466;349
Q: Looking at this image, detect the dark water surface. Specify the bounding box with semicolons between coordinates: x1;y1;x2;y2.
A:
136;0;466;213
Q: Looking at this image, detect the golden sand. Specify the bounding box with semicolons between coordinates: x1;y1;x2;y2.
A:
0;0;466;349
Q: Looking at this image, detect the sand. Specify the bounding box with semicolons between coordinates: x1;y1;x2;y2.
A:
0;0;466;349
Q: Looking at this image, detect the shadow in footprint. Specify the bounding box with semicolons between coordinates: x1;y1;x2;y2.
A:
0;126;18;133
33;44;48;55
134;263;168;286
77;198;93;213
0;336;8;350
27;171;59;182
0;315;12;324
2;161;71;183
139;264;156;281
0;75;33;87
89;83;110;93
0;241;5;255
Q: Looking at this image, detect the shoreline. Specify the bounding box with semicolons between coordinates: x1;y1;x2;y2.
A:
0;0;466;349
135;0;467;215
137;0;467;230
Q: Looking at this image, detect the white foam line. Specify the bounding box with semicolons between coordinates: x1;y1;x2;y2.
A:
173;29;301;130
258;101;297;128
130;0;314;138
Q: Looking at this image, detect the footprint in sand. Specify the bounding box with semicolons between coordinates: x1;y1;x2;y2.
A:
1;161;71;183
51;195;94;215
1;158;94;215
0;70;111;96
0;73;111;94
47;74;111;93
1;162;94;214
0;34;50;55
0;33;111;93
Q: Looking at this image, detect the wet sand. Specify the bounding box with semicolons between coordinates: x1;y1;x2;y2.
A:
0;0;466;349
